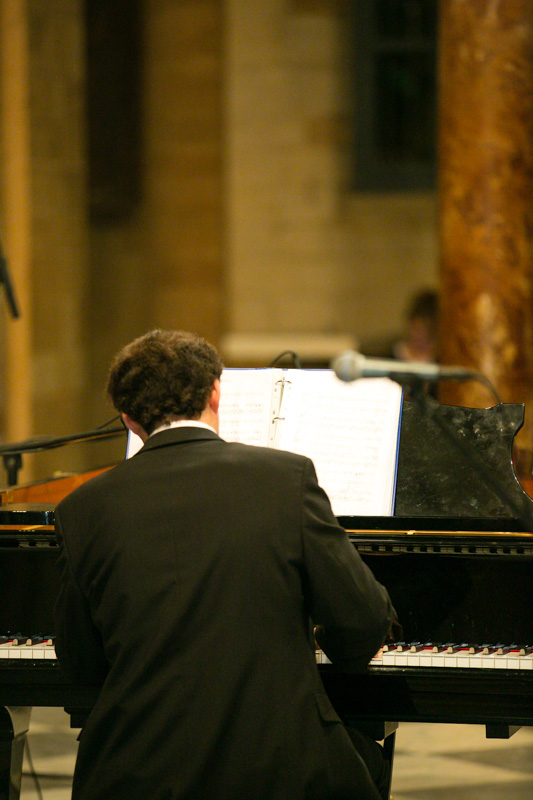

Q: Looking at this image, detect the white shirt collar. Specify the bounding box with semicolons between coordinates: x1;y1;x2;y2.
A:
149;419;217;438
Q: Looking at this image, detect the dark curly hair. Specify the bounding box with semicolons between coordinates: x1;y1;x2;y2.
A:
107;330;223;434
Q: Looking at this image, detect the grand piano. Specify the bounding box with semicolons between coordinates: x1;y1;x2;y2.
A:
1;398;533;799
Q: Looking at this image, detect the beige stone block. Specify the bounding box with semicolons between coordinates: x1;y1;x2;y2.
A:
153;284;224;343
221;331;357;366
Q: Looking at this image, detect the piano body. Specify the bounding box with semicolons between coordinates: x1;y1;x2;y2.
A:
1;399;533;799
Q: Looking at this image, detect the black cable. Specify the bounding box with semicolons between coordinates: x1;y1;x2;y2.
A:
471;372;503;405
269;350;302;369
21;770;73;781
24;738;44;800
399;370;502;407
95;413;123;430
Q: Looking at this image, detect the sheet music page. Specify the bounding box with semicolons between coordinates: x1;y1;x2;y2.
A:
219;368;282;446
276;371;403;516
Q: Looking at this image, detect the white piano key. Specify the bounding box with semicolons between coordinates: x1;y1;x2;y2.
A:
480;652;499;668
494;654;510;669
381;651;396;666
443;653;457;668
468;652;485;668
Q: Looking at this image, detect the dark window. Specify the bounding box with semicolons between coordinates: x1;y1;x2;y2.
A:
85;0;142;222
352;0;437;191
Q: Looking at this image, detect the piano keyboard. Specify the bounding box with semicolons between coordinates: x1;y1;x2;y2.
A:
0;635;56;660
316;643;533;670
3;637;532;669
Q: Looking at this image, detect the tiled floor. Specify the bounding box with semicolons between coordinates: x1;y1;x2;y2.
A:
18;708;533;799
391;722;533;799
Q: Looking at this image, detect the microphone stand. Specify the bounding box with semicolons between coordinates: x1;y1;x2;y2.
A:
0;241;20;318
3;454;22;488
0;423;126;487
0;241;22;482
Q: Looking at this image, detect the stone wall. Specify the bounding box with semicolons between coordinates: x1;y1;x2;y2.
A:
0;0;437;484
223;0;437;361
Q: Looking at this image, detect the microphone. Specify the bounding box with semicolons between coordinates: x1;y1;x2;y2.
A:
332;350;477;384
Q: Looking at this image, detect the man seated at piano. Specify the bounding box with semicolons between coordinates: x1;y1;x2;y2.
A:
54;329;396;800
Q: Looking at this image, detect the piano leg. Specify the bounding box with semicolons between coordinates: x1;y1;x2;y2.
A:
0;708;31;800
486;724;522;739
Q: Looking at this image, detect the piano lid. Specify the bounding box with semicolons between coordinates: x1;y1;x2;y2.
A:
339;400;533;533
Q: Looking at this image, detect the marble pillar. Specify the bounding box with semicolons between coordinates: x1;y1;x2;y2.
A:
438;0;533;456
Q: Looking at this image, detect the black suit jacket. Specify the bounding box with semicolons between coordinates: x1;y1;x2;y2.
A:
54;427;394;800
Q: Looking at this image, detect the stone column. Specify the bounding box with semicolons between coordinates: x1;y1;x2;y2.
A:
438;0;533;457
143;0;226;344
0;0;89;484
